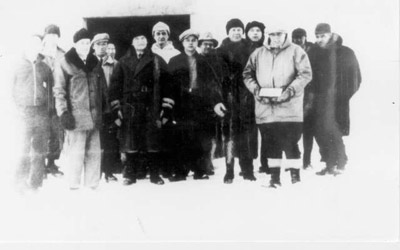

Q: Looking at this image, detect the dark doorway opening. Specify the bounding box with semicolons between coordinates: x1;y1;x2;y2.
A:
85;15;190;59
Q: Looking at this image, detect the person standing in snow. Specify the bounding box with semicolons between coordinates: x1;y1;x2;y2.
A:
13;34;53;192
108;28;168;185
243;25;312;188
41;24;65;177
291;28;318;170
53;28;107;190
217;18;258;183
197;31;226;176
309;23;361;176
165;29;224;182
150;21;181;178
244;20;266;176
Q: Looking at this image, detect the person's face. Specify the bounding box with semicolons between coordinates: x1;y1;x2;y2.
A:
25;36;42;60
269;32;286;48
93;40;108;57
106;43;116;58
42;34;59;48
248;27;262;42
132;36;148;51
199;41;214;55
228;27;243;42
182;35;198;53
316;33;332;48
153;30;169;47
292;36;306;47
74;38;91;58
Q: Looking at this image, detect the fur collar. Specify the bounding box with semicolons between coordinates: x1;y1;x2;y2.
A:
325;33;343;49
220;37;248;49
65;47;99;73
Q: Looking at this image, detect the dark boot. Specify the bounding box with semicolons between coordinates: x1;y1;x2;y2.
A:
268;167;281;188
122;153;137;185
316;164;340;176
168;175;187;182
169;156;187;182
242;162;256;181
105;173;118;182
147;153;164;185
205;156;215;176
289;168;301;184
46;159;64;176
136;156;147;180
223;161;234;184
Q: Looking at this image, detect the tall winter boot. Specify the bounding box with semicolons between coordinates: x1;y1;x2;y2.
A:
224;161;234;184
136;153;148;180
147;153;164;185
268;167;281;188
122;153;137;185
241;159;256;181
289;168;301;184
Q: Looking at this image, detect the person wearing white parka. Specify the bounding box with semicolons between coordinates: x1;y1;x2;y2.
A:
243;25;312;188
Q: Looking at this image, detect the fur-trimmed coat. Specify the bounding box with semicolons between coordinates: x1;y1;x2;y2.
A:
53;48;106;131
166;52;223;129
108;47;169;152
217;38;258;159
308;33;361;136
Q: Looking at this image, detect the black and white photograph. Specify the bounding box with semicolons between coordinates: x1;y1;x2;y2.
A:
0;0;398;249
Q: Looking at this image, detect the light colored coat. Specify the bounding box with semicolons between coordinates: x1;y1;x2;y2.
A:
53;48;106;131
243;36;312;124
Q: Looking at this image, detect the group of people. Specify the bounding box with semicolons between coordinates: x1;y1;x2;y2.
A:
12;18;361;192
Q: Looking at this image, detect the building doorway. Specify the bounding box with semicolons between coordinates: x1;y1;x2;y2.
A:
85;15;190;59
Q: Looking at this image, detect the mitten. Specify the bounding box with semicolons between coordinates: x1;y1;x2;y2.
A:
60;111;75;130
274;87;295;104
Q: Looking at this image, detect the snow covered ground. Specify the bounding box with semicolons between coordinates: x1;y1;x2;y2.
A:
0;56;398;244
0;42;398;250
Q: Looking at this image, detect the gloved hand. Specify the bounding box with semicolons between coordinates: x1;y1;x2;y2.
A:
110;100;121;110
160;98;175;125
214;103;227;117
273;87;295;104
60;111;75;130
160;109;173;125
161;97;175;109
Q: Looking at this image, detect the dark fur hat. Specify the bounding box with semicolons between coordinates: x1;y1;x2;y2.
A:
226;18;244;34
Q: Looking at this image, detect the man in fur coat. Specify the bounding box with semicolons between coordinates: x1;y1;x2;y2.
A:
53;28;107;190
309;23;361;175
217;18;258;183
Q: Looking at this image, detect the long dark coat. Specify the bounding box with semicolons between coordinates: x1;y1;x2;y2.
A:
108;47;169;152
308;34;361;136
164;52;223;164
217;38;258;159
166;52;222;130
